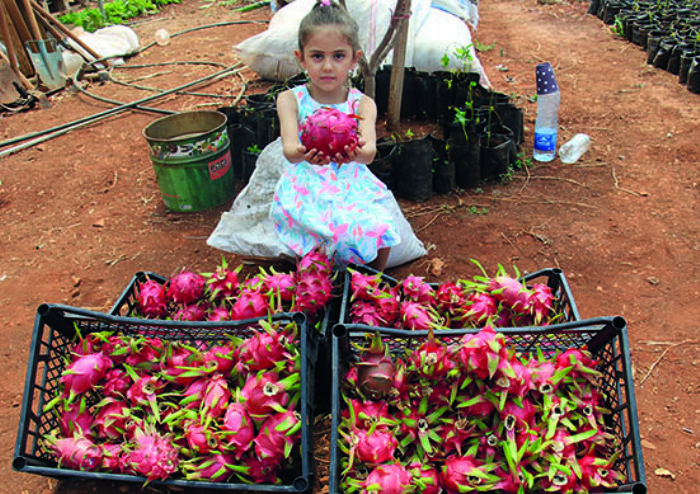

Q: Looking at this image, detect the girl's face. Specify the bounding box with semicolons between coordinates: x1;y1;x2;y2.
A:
296;26;360;100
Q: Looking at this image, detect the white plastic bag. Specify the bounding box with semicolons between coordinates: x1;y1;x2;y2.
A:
207;138;427;269
234;0;432;81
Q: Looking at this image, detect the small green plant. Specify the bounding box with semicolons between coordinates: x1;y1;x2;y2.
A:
246;144;262;154
611;17;625;37
59;0;183;32
468;206;489;215
474;40;496;53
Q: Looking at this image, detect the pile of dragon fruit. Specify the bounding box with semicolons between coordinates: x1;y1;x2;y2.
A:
134;247;334;326
337;330;624;493
42;318;305;485
348;262;563;330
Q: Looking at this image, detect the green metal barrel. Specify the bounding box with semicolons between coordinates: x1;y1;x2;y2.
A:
143;111;235;212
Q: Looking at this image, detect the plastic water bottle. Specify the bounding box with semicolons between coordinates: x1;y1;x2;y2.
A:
154;29;170;47
559;133;591;164
533;62;560;162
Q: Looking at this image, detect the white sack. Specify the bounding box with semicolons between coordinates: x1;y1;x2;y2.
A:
411;7;490;87
67;25;140;64
431;0;479;29
207;138;427;269
234;0;432;81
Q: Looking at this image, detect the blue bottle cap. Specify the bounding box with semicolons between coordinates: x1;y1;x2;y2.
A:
536;62;559;95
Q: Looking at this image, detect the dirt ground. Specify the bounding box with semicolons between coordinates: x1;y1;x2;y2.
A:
0;0;698;492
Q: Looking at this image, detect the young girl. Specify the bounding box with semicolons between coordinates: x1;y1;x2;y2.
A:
270;0;400;271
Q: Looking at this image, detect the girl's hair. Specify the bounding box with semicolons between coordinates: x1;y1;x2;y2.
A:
298;1;361;52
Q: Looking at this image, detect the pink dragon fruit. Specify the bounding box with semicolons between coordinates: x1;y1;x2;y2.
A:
372;285;400;326
300;106;359;158
297;246;333;276
360;462;413;493
56;398;93;438
121;423;179;482
399;300;435;330
401;275;436;305
59;351;113;400
530;283;556;324
201;373;231;420
440;453;500;493
356;332;395;399
204;343;236;375
294;274;333;320
488;268;532;314
253;410;302;463
260;267;296;305
500;399;537;433
578;452;624;490
126;374;165;420
240;371;297;419
208;305;231;321
434;281;466;314
456;325;507;380
238;322;292;372
135;278;168;318
100;442;123;473
238;454;282;484
462;291;498;326
348;268;383;301
353;428;398;465
124;337;165;373
183;419;222;455
230;290;269;320
173;302;209;322
160;341;207;387
93;399;131;441
342;398;395;432
408;328;455;380
100;368;131;398
44;432;101;471
183;452;237;483
349;300;386;326
221;399;255;458
407;461;441;494
180;377;208;409
493;355;535;399
203;257;241;302
166;269;205;305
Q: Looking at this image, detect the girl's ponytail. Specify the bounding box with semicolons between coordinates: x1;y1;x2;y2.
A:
298;1;360;52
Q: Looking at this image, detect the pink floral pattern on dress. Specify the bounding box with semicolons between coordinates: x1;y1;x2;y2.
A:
270;85;400;265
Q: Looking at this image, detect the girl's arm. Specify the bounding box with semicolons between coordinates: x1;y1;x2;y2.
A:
277;89;331;165
342;94;377;165
277;90;306;163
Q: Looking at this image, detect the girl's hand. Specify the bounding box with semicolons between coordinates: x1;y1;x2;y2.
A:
333;136;366;164
304;147;331;166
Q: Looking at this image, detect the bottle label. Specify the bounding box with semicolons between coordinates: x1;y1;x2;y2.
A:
534;129;557;152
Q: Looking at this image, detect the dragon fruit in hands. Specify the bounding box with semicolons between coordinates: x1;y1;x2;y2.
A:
300;106;360;160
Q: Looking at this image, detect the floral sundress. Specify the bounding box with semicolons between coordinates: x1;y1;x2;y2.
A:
269;85;400;265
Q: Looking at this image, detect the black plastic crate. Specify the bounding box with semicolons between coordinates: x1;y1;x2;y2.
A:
13;304;315;492
339;264;581;327
329;316;646;493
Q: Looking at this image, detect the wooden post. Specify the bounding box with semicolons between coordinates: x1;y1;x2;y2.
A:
386;0;411;132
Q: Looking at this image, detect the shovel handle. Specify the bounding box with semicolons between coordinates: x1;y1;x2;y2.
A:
21;0;42;40
30;0;110;66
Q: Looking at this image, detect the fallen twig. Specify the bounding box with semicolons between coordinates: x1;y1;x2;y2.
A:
498;197;598;209
612;166;641;197
523;175;589;188
639;339;700;386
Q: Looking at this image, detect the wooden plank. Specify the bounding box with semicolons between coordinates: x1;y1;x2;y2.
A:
386;0;411;131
